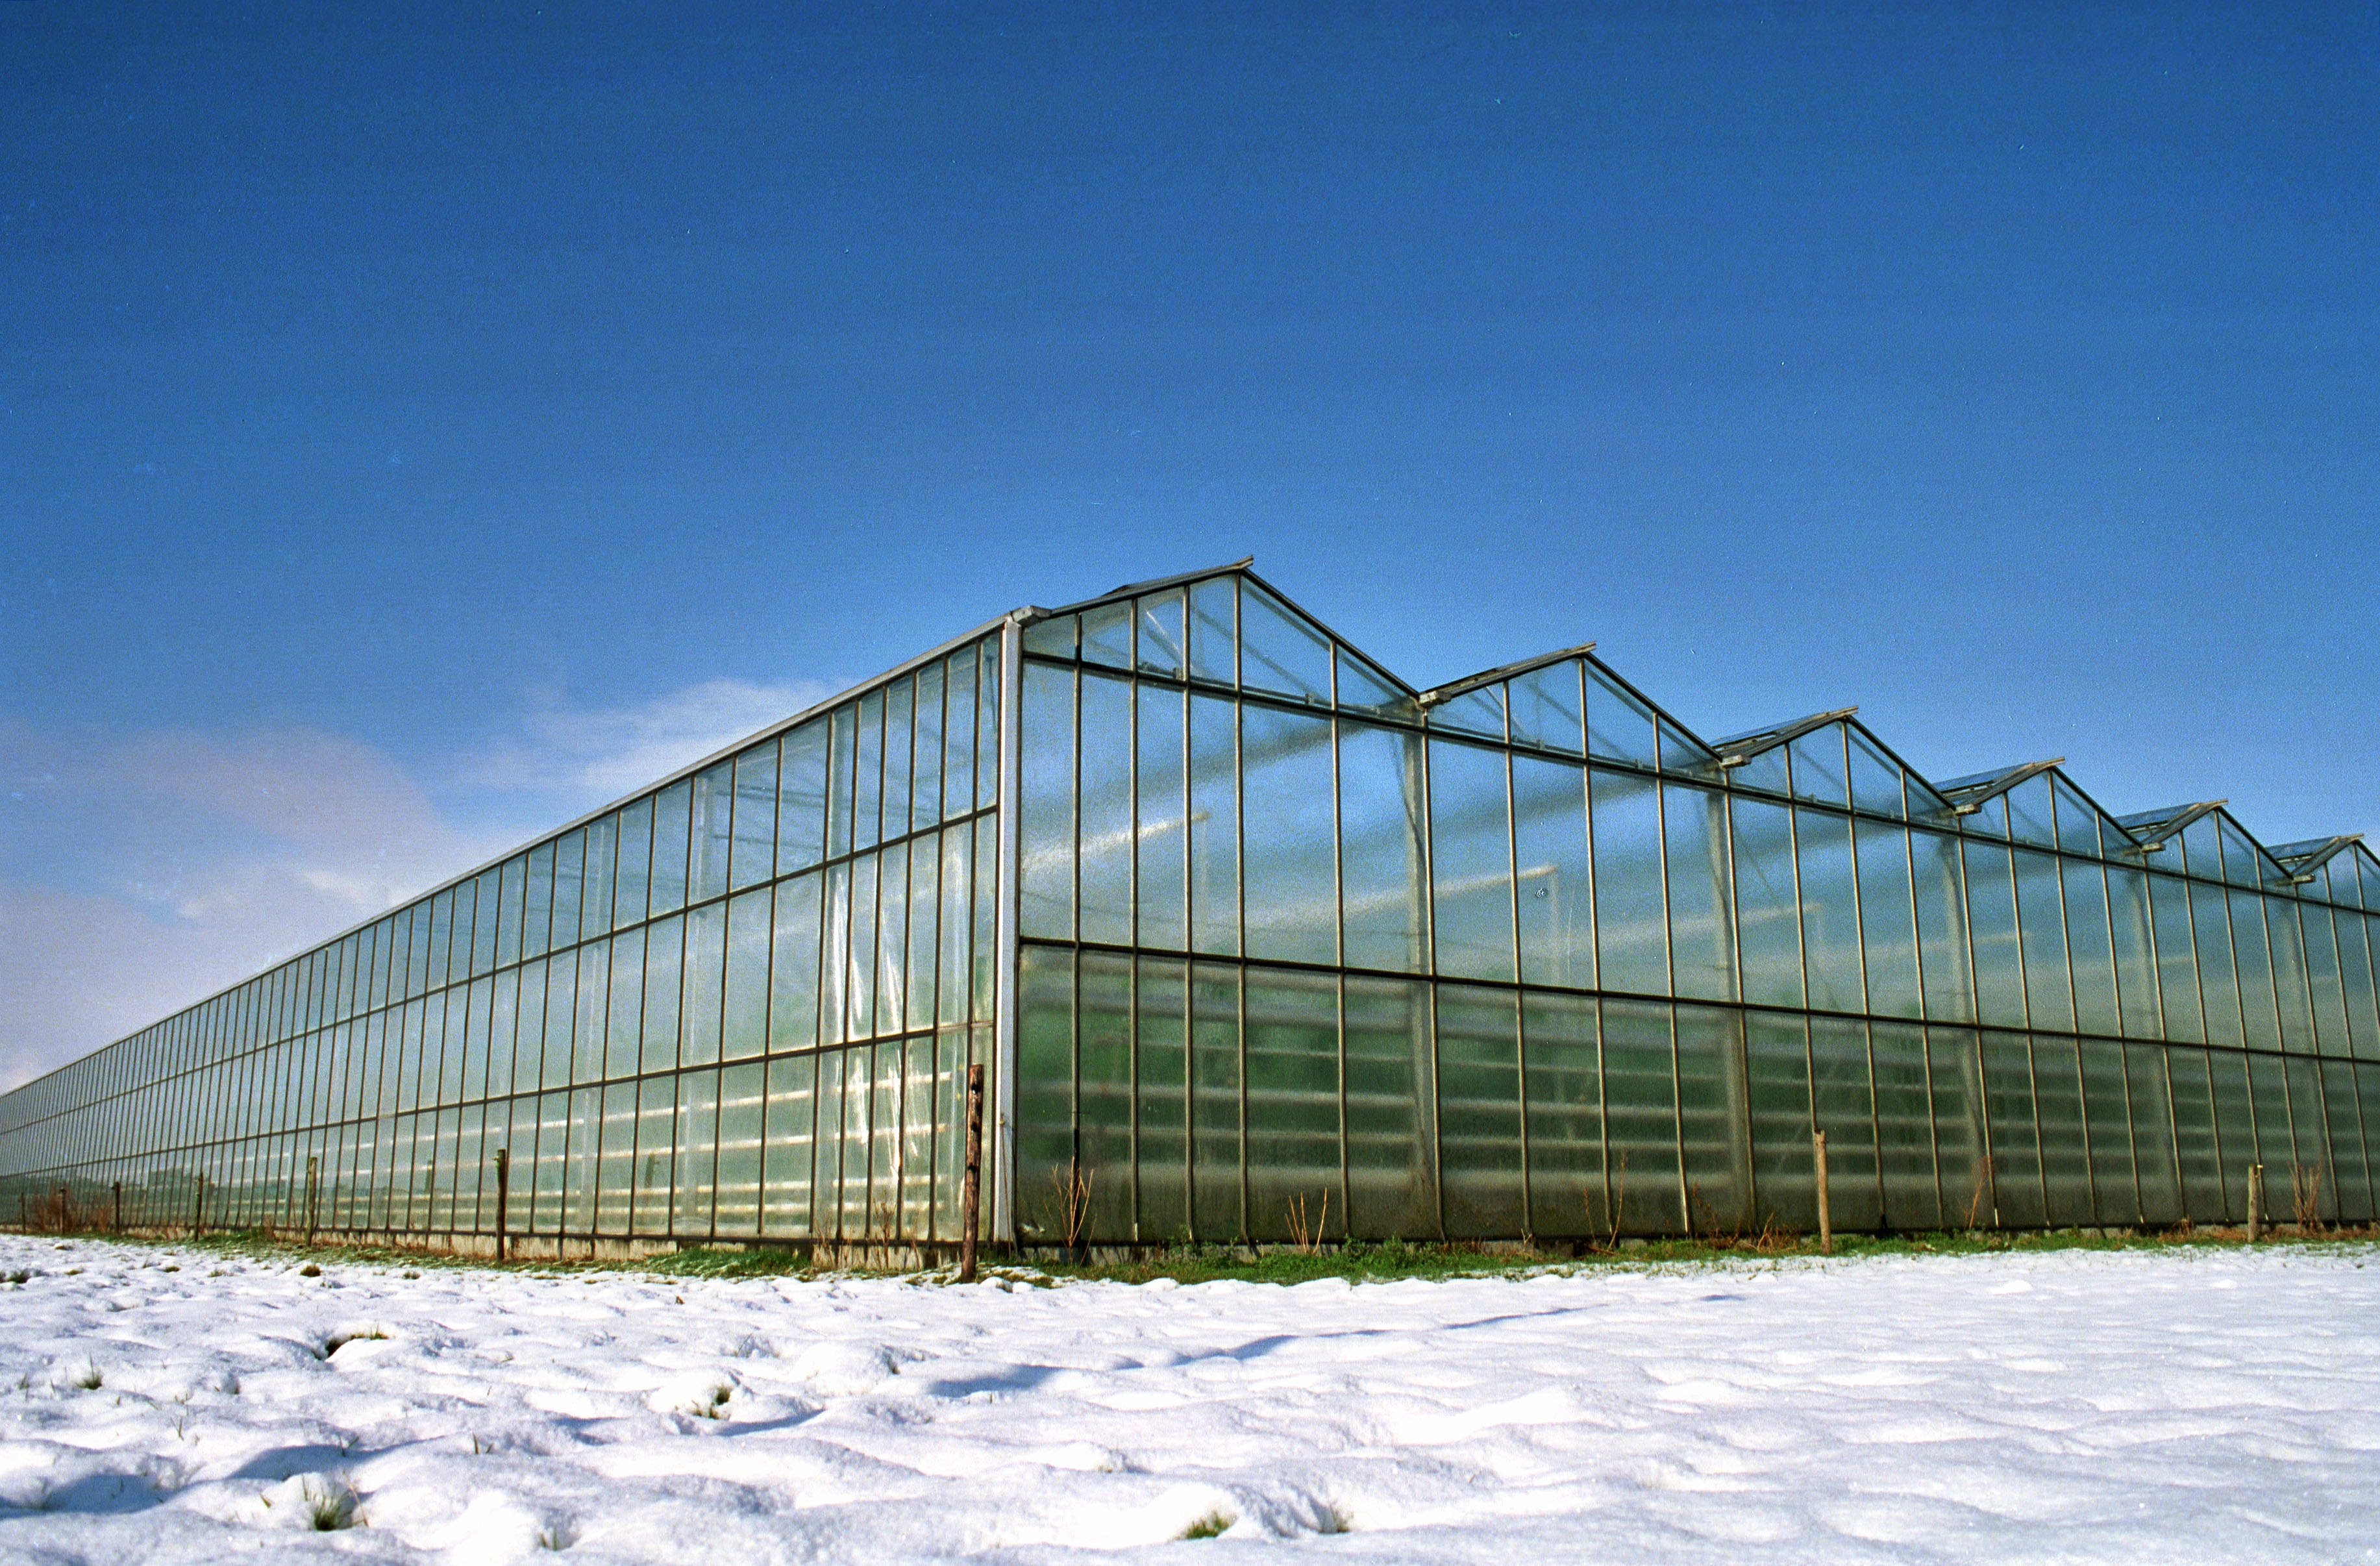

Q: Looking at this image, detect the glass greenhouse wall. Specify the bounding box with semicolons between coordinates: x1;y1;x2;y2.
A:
8;562;2380;1252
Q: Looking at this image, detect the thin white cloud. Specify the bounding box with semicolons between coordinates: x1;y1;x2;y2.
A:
466;676;841;804
0;673;846;1093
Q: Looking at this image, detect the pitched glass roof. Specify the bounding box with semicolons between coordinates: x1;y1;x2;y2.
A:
1024;560;2366;901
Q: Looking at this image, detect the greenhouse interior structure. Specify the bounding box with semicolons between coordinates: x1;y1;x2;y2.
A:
6;560;2380;1257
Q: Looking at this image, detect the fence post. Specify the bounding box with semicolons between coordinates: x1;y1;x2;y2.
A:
2248;1163;2264;1243
960;1064;985;1283
494;1148;511;1263
305;1155;320;1245
113;1181;123;1234
1814;1130;1833;1255
193;1176;206;1240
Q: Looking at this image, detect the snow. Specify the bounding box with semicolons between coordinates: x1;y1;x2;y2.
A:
3;1237;2377;1563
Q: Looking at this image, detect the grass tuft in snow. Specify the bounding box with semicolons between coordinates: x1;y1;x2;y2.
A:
1179;1510;1235;1539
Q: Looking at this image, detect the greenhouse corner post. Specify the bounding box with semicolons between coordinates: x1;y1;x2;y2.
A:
993;609;1028;1246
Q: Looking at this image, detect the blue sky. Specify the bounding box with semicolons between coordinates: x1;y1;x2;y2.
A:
2;3;2374;1088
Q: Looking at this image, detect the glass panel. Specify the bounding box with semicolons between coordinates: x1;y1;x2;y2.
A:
1513;757;1595;991
2166;1047;2222;1219
1929;1027;1989;1228
522;843;555;962
1430;740;1515;984
723;888;770;1061
651;780;692;917
1583;663;1660;768
770;873;821;1052
1136;588;1187;679
1190;960;1243;1239
1075;952;1134;1243
1135;956;1189;1241
1520;989;1600;1239
2012;850;2073;1032
1189;693;1241;957
2336;908;2379;1060
1021;612;1076;659
2304;904;2349;1055
2030;1036;2090;1227
1912;830;1973;1024
2322;1060;2371;1223
1241;704;1339;967
852;691;884;854
2053;780;2103;857
1241;965;1341;1242
1076;671;1135;947
1797;810;1863;1013
1236;581;1332;705
581;815;617;942
1592;769;1668;996
1602;1000;1685;1234
1961;792;2007;839
1676;1006;1750;1234
641;915;682;1073
672;1068;717;1237
2227;890;2277;1050
2246;1054;2292;1221
1508;662;1584;754
2005;776;2057;849
2150;875;2204;1043
716;1062;764;1236
682;901;726;1066
1731;798;1803;1009
730;745;777;892
2079;1040;2138;1226
2108;867;2159;1039
1847;729;1906;820
911;661;944;836
1870;1021;1939;1231
615;802;652;929
1333;650;1407;719
2221;820;2272;888
941;652;976;821
1187;577;1237;686
1432;687;1506;743
1137;682;1189;952
2207;1049;2256;1220
2127;1043;2182;1226
1081;601;1133;672
1807;1017;1879;1232
1666;786;1735;1003
1341;723;1430;974
2180;815;2222;882
1019;664;1077;941
689;762;734;905
1435;985;1524;1237
2062;861;2120;1036
1013;944;1074;1246
1855;821;1920;1019
1744;1013;1815;1232
1788;727;1849;809
2267;900;2315;1053
1731;747;1791;798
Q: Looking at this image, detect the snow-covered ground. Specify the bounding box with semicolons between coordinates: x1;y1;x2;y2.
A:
1;1237;2376;1565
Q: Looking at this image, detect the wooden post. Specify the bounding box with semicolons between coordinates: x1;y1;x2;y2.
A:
960;1064;985;1283
305;1155;319;1245
2248;1163;2264;1243
1813;1130;1833;1255
56;1186;69;1233
113;1181;123;1234
193;1176;206;1239
494;1148;511;1263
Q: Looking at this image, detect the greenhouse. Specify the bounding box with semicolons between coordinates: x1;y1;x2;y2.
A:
5;560;2379;1255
